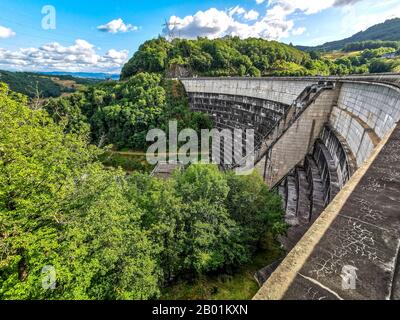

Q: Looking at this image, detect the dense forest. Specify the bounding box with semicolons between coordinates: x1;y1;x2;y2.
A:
0;70;65;98
121;36;400;80
44;73;213;151
0;82;285;299
343;40;400;52
121;37;309;78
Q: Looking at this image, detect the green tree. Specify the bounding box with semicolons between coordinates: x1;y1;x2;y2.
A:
173;165;245;273
225;172;286;257
120;36;310;79
90;72;166;149
0;82;98;299
369;59;393;73
121;38;171;79
0;83;159;300
59;166;159;300
0;83;287;299
128;173;186;282
45;92;91;137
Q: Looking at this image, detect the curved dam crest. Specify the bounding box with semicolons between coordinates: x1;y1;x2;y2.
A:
180;75;400;300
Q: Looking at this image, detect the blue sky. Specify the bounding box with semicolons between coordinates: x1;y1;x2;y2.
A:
0;0;399;73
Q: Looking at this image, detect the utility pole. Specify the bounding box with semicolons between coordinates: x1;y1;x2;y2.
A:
162;19;182;40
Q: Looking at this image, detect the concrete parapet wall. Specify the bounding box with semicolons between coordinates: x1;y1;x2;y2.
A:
329;106;377;166
330;82;400;166
336;82;400;139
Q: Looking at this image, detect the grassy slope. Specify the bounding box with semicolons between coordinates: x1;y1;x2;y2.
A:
161;233;284;300
322;51;362;60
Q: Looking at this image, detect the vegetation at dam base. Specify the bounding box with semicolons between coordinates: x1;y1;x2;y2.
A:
0;82;286;300
161;232;283;300
99;150;154;173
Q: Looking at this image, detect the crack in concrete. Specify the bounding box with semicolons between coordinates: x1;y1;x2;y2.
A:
299;273;344;300
339;214;391;233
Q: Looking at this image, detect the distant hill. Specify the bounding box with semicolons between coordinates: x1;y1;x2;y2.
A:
298;18;400;52
0;70;101;98
40;71;120;80
0;70;65;98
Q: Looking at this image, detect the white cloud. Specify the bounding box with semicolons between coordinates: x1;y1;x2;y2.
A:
0;25;16;39
164;7;293;40
229;6;259;21
266;0;365;15
292;27;306;35
244;10;260;21
334;0;364;7
165;0;364;41
338;0;400;36
229;5;246;17
0;39;129;73
267;0;335;16
97;18;139;33
166;9;234;39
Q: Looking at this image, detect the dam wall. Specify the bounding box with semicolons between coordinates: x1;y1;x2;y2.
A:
182;78;315;105
182;76;400;185
180;75;400;300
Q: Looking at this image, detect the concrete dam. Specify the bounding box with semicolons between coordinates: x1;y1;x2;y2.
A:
180;74;400;300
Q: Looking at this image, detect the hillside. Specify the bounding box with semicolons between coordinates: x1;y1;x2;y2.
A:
121;37;310;79
298;18;400;52
121;35;400;79
0;70;100;98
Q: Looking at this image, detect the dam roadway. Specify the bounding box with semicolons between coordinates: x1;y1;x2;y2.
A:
180;74;400;300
